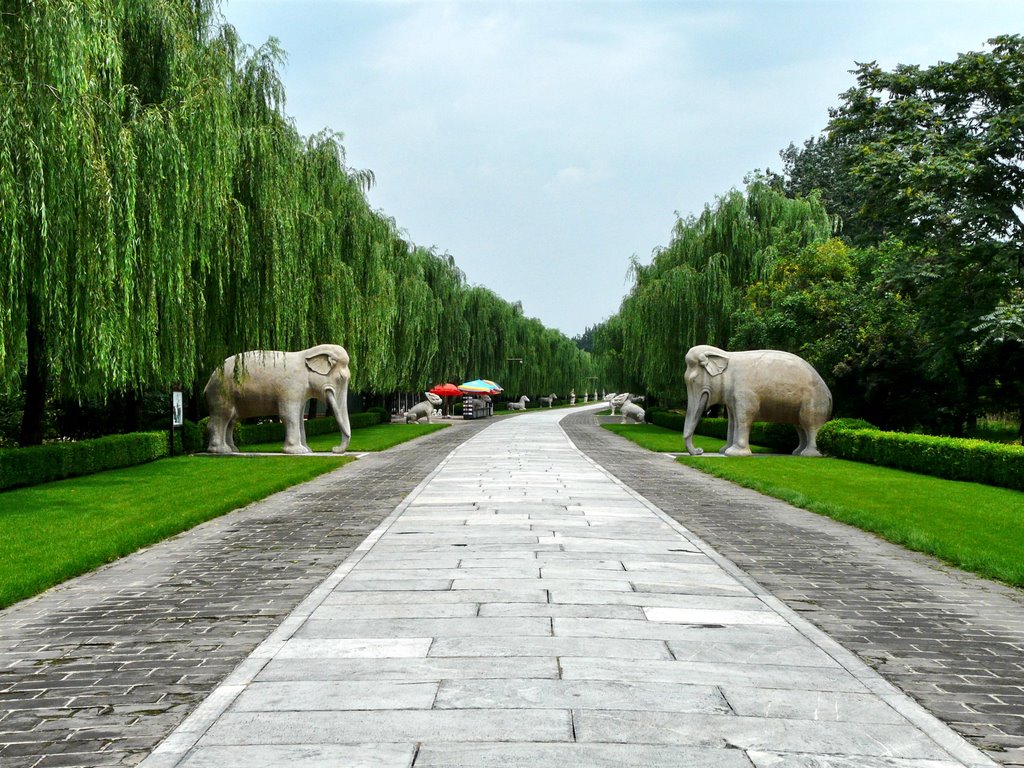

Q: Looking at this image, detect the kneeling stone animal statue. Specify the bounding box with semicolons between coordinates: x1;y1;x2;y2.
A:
620;400;645;424
405;392;444;423
508;395;530;411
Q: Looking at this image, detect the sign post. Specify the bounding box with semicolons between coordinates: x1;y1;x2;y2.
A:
170;386;183;456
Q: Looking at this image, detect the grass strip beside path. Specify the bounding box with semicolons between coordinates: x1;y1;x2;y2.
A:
602;423;773;454
679;455;1024;588
0;455;350;609
243;422;449;454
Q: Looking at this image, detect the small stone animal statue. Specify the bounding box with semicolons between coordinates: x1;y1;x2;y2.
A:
405;392;444;423
205;344;351;455
508;395;530;411
569;389;576;405
683;344;832;457
620;400;646;424
539;393;558;408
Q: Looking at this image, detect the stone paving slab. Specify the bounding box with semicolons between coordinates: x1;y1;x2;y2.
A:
563;409;1024;766
140;407;997;768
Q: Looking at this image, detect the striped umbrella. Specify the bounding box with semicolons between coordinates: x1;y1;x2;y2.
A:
459;379;503;394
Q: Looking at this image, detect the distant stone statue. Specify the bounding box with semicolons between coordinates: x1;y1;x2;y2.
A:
583;393;589;403
620;400;645;424
683;345;832;457
569;389;576;405
205;344;351;455
507;395;530;411
405;392;444;423
539;393;558;408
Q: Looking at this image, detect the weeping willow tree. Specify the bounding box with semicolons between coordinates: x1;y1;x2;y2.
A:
0;0;244;443
1;0;595;443
600;182;835;398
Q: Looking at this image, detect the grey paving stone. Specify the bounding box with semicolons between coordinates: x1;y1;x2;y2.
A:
199;709;572;745
434;678;730;713
292;616;552;639
427;636;674;660
256;656;560;682
178;744;416;768
573;709;954;759
721;686;910;723
414;742;756;768
230;680;438;711
746;754;964;768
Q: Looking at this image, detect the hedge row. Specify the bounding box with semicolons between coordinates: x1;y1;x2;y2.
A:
0;411;385;491
0;431;170;491
818;418;1024;491
233;412;382;446
646;409;799;453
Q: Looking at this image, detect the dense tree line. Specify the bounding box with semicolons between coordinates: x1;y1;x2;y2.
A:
592;35;1024;435
0;0;594;446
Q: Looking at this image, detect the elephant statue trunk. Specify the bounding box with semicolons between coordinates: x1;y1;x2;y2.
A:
324;382;351;454
683;389;709;456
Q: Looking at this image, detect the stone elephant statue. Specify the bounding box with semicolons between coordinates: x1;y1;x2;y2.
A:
683;345;832;457
204;344;352;455
405;392;443;423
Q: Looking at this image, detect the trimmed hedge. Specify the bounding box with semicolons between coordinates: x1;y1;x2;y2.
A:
233;412;382;447
1;412;386;492
0;431;169;491
818;419;1024;492
646;409;799;453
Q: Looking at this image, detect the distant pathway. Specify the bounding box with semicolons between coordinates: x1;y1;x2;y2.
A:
142;406;994;767
563;410;1024;767
0;419;492;768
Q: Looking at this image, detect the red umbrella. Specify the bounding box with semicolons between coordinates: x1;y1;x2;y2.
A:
429;383;463;397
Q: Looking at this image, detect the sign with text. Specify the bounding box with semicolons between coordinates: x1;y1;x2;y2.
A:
171;391;184;427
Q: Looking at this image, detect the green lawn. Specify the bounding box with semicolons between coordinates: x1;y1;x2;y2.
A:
0;455;351;609
679;454;1024;588
602;423;773;454
242;422;448;453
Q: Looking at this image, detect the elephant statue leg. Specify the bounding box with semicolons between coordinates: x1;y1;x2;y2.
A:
796;423;823;457
722;409;754;457
281;401;312;454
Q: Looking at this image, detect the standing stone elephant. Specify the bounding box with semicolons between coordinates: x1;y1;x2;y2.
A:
405;392;443;423
683;345;832;457
204;344;352;455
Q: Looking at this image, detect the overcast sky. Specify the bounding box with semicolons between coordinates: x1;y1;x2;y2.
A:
219;0;1023;338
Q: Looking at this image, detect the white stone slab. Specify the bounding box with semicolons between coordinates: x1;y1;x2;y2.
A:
294;617;552;639
434;678;729;713
415;742;754;768
721;687;909;723
273;638;431;659
200;709;572;745
428;636;672;660
231;680;438;711
257;656;560;682
178;744;416;768
644;606;789;626
573;710;954;760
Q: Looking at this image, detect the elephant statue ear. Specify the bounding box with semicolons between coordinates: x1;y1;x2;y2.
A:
700;352;729;377
305;353;334;376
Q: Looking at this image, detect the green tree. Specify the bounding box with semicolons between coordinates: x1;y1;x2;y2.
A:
825;34;1024;431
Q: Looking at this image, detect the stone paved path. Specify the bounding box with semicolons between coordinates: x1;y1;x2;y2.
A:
0;419;492;768
562;409;1024;767
139;407;996;767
